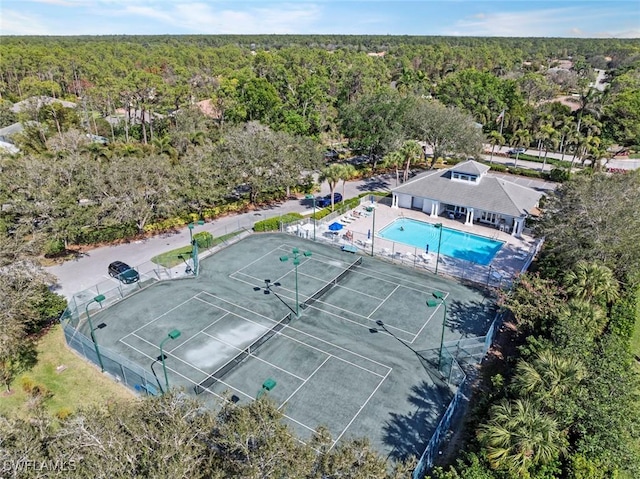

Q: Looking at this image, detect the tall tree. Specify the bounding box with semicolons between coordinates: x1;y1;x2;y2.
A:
399;140;423;182
382;150;405;186
404;97;483;165
563;260;620;305
487;130;505;165
338;89;409;171
477;398;566;477
319;163;344;211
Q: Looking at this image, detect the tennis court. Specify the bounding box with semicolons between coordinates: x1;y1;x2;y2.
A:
81;233;495;457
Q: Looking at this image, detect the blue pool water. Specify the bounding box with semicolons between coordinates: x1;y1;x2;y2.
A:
379;218;504;265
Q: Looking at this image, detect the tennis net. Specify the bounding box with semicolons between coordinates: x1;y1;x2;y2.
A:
194;312;293;395
301;256;363;310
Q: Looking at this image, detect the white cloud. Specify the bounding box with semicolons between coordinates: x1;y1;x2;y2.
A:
27;0;89;5
115;2;323;34
445;6;633;38
0;9;53;35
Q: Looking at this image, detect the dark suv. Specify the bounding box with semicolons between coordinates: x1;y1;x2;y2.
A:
316;193;343;208
108;261;140;284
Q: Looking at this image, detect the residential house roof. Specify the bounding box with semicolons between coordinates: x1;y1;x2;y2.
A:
392;160;544;217
10;96;77;113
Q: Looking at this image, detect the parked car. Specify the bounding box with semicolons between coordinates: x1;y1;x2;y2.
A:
508;147;526;155
316;193;343;208
108;261;140;284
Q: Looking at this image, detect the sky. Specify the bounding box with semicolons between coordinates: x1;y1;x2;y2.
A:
1;0;638;38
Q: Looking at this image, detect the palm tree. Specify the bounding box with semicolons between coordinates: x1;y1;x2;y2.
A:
512;350;585;407
510;129;531;169
319;164;343;211
487;130;505;164
189;131;206;146
557;116;576;162
338;164;357;199
400;140;423;182
477;398;566;477
113;142;142;158
560;298;608;339
538;124;558;172
152;136;178;165
82;142;112;163
381;151;404;186
572;87;603;133
563;260;619;304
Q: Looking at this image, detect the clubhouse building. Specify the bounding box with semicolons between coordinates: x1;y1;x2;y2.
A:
390;160;544;238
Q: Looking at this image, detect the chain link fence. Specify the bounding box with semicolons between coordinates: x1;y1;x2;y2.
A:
59;228;252;396
278;197;539;477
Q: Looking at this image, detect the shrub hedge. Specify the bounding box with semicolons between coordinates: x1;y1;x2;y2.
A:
253;213;304;232
193;231;214;249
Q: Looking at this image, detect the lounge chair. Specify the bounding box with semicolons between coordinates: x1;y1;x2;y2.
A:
420;252;432;263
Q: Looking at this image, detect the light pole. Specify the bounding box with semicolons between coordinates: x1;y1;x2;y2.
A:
370;206;376;256
188;219;205;244
426;290;447;372
85;294;106;372
434;223;443;275
279;247;312;317
159;329;181;392
305;194;316;241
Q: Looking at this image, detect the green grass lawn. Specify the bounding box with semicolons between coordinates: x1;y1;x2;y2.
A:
631;314;640;361
0;325;134;419
151;231;242;268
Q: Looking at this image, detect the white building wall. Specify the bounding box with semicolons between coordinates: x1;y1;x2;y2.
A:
422;198;435;214
397;193;412;209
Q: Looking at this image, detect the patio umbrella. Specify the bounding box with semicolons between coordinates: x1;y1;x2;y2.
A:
328;222;343;231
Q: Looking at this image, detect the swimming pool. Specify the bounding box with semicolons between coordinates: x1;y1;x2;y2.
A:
379;218;504;265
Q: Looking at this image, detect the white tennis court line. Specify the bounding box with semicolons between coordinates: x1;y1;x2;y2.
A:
410;291;450;344
165;312;231;354
118;297;226;348
197;291;392;374
192;289;398;443
349;261;452;296
119;323;322;442
195;292;388;378
231;243;313;287
124;330;312;431
116;284;396;449
367;284;400;319
227;267;416;339
330;369;392;450
232;244;289;277
199;329;308;382
119;294;201;341
277;356;331;410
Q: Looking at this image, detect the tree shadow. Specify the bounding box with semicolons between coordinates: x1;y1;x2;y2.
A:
356;176;391;192
382;378;453;461
445;298;496;337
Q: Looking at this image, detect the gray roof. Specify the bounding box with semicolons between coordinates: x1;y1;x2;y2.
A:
450;159;490;176
393;161;543;217
10;96;77;113
0;122;24;138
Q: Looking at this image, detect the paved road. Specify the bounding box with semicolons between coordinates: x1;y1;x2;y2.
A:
46;175;393;300
482;145;570;171
46;163;557;300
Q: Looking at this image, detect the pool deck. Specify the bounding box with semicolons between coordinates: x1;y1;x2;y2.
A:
316;203;539;285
